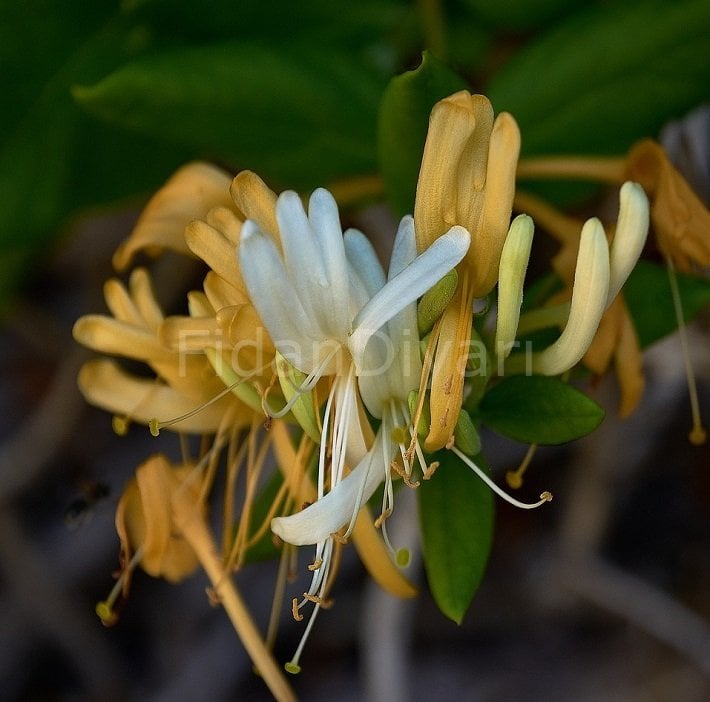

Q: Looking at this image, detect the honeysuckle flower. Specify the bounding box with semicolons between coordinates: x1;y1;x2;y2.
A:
73;267;248;434
413;90;521;450
112;161;236;271
510;183;650;415
115;454;201;584
504;183;649;378
238;185;471;492
239;189;470;673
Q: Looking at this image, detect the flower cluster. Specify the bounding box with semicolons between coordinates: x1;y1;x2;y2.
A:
74;91;654;693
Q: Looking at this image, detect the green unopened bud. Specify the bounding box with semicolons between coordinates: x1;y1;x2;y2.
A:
454;409;481;456
495;214;534;359
417;269;458;335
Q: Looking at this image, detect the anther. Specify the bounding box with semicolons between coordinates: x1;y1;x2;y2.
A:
291;598;304;622
112;416;129;436
303;593;333;609
307;559;323;572
423;461;440;480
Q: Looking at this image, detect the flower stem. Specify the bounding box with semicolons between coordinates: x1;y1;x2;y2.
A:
172;490;298;702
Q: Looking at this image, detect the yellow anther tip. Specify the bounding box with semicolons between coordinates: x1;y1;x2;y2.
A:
395;548;411;568
112;416;129;436
505;471;523;490
95;601;117;626
148;418;160;437
284;662;301;675
689;426;707;446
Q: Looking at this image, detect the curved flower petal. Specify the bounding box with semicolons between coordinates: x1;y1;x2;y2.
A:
533;218;610;375
113;162;234;271
606;181;649;306
271;429;390;546
349;223;471;369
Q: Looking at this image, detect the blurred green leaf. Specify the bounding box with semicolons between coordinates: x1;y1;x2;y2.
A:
488;0;710;157
460;0;590;31
624;261;710;349
0;10;195;308
129;0;407;55
480;375;605;444
73;43;386;189
377;52;467;215
418;449;493;623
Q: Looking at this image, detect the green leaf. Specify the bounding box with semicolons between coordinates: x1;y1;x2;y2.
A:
0;11;194;308
488;0;710;156
418;450;493;623
73;43;386;189
460;0;589;31
479;375;605;444
624;261;710;349
377;52;467;215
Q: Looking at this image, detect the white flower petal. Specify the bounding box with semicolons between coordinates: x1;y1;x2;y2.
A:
275;191;328;321
349;225;471;368
606;181;649;306
238;220;320;368
344;228;386;298
534;218;610;375
309;188;351;336
271;429;390;546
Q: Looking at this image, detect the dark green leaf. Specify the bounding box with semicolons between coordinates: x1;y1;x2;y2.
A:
418;450;493;623
488;0;710;157
377;52;467;215
624;261;710;349
460;0;589;31
73;43;386;189
480;375;605;444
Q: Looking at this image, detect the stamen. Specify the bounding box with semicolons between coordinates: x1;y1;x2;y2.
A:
667;258;707;445
506;443;538;489
149;367;260;435
451;445;553;509
95;547;143;626
307;559;323;571
291;598;303;622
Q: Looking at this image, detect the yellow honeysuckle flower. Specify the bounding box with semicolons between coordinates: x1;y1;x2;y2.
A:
414;91;520;450
115;454;201;583
113;161;236;271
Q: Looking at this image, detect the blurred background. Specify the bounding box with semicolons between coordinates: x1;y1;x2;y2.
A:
2;1;709;700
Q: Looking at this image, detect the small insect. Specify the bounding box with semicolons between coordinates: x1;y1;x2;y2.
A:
64;480;111;530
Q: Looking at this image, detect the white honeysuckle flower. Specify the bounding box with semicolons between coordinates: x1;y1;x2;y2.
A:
499;182;649;376
246;202;469;675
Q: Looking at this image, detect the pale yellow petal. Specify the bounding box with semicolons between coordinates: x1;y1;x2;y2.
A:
204;206;243;247
73;315;170;363
113;162;234;271
103;279;143;326
469;112;521;296
425;281;474;452
185;219;246;295
203;270;247;310
230;170;279;241
414;91;476;251
128;268;164;332
77;359;233;433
